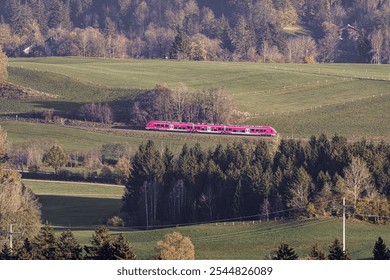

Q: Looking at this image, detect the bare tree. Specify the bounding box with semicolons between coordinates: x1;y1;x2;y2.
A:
172;84;189;122
341;157;373;210
370;29;383;64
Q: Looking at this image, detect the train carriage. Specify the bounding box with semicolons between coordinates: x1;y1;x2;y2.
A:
145;120;277;137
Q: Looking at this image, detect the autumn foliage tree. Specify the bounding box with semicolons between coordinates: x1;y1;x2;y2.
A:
0;169;41;243
0;46;7;84
155;231;195;260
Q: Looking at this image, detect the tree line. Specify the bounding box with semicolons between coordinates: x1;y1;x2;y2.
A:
128;84;235;125
271;237;390;260
2;223;389;260
122;135;390;227
0;224;194;260
1;0;389;63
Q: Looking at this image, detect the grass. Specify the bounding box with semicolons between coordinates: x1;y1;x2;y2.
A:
3;57;390;139
0;120;273;153
0;121;203;152
245;93;390;139
23;179;124;226
22;179;390;260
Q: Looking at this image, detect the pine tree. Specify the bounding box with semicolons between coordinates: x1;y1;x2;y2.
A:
33;222;57;260
56;229;83;260
0;244;13;260
308;243;326;260
328;239;350;260
373;237;390;260
169;30;190;60
271;242;299;260
123;140;165;226
42;145;69;174
109;234;137;260
14;238;34;260
84;226;111;260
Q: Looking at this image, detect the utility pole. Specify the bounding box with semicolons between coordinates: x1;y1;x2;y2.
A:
342;197;346;252
0;224;19;251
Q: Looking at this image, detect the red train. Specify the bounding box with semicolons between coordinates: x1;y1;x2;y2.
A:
145;120;277;137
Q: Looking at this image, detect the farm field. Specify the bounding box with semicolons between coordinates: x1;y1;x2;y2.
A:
22;179;390;260
0;121;217;152
24;179;124;226
4;57;390;139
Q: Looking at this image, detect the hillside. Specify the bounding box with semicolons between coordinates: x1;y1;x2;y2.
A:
23;179;390;260
1;0;390;63
3;57;390;140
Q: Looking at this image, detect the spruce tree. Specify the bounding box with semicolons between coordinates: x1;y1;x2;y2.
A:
308;243;326;260
328;239;350;260
14;238;33;260
84;226;111;260
373;237;390;260
169;30;190;60
56;229;83;260
271;242;298;260
33;222;57;260
0;244;13;260
110;234;137;260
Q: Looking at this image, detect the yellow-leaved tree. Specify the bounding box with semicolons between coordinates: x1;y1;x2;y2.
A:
0;46;7;84
155;231;195;260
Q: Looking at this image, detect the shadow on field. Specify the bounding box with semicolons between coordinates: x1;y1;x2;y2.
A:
30;100;82;112
37;195;122;227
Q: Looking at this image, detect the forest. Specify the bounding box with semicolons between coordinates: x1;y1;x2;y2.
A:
0;0;390;63
122;135;390;227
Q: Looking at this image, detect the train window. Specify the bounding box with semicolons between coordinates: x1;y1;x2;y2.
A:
187;126;192;129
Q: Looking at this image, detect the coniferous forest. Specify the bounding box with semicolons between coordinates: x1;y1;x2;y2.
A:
122;135;390;227
1;0;390;63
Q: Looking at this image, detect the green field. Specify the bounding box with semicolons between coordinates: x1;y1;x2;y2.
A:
0;121;220;152
24;179;124;226
23;179;390;260
3;57;390;139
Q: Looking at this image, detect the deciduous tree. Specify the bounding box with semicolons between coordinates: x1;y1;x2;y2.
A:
155;231;195;260
0;169;41;243
0;47;7;85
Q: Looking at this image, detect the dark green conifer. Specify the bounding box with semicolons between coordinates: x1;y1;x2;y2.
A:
84;226;111;260
0;244;13;260
373;237;390;260
14;238;33;260
33;222;57;260
110;234;137;260
271;242;298;260
56;229;83;260
328;239;350;260
308;243;326;260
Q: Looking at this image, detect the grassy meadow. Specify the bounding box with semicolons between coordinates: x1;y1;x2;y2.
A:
0;120;265;153
23;179;390;260
3;57;389;140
